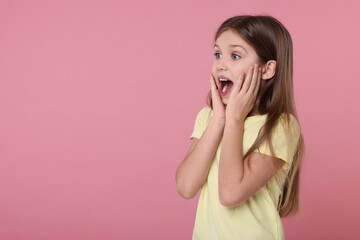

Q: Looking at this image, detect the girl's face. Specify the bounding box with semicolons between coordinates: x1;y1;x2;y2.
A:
212;29;263;106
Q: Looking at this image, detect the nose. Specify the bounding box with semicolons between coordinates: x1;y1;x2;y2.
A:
216;59;228;71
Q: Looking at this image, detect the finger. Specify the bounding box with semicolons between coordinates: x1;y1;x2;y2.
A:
210;73;222;99
248;65;259;94
242;65;255;93
234;72;245;92
253;67;261;95
209;73;217;92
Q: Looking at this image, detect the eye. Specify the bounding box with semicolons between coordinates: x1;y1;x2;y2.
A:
214;52;221;59
232;54;240;60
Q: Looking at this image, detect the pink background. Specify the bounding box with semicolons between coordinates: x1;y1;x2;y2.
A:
1;0;359;239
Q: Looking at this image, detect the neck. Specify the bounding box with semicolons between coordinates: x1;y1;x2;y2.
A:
248;105;260;116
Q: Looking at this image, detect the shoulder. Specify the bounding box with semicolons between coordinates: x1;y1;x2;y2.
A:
271;113;302;157
199;106;213;115
259;113;301;170
195;106;213;121
276;113;301;136
190;106;213;140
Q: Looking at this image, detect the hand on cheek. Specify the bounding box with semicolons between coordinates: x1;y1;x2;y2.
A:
209;73;226;121
225;64;262;123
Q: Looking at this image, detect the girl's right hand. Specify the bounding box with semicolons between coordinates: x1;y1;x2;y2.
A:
209;73;226;122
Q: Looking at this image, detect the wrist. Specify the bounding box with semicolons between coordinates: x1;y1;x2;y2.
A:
209;116;226;128
225;116;245;126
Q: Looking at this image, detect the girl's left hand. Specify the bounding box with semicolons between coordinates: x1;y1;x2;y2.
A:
225;64;261;123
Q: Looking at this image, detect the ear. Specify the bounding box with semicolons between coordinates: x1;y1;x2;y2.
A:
261;60;276;80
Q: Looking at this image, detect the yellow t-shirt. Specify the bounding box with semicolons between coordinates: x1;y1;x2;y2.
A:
190;107;301;240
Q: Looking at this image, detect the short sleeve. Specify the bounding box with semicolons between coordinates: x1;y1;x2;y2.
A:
189;107;213;140
255;114;301;170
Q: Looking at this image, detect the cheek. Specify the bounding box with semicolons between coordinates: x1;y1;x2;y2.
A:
211;63;216;73
233;61;255;78
232;66;247;81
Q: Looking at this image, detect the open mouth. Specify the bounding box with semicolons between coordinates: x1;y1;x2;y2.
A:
218;77;234;96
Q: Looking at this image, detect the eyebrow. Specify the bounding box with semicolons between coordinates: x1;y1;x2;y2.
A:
214;44;248;53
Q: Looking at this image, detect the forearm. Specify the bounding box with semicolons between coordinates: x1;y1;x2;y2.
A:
176;117;225;199
218;118;245;203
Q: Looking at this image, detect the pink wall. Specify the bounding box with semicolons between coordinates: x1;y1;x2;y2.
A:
1;0;359;239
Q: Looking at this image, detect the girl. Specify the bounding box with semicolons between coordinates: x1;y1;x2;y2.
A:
176;15;304;240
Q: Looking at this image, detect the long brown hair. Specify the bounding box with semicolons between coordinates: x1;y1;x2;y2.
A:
207;15;305;217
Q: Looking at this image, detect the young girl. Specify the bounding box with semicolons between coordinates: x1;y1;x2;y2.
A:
176;15;304;240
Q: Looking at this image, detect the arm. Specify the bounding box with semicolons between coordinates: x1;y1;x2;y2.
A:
219;64;282;206
176;73;226;199
176;116;225;199
218;119;283;207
